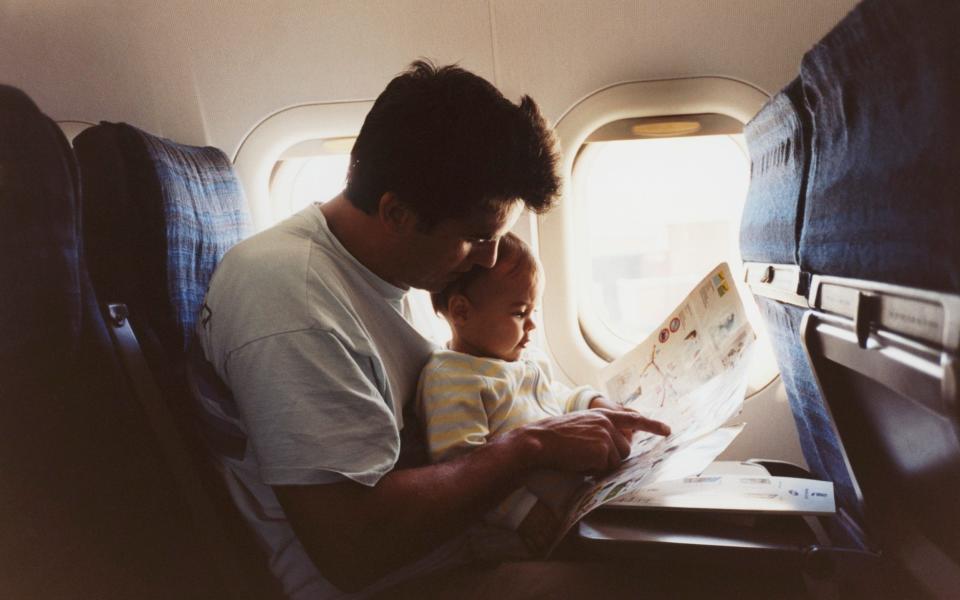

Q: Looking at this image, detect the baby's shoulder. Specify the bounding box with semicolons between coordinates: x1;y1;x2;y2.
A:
421;349;512;381
520;345;554;376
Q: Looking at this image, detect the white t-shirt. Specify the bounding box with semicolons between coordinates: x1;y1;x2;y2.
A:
196;204;465;599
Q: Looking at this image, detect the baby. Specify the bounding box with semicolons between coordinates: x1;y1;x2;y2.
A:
416;233;657;556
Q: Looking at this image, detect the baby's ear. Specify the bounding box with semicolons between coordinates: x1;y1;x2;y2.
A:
448;294;471;325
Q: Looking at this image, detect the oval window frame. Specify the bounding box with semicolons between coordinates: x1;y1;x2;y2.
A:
538;77;769;388
233;101;373;231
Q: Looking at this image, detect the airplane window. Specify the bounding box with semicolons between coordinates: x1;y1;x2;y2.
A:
572;114;779;389
574;120;747;348
269;137;353;217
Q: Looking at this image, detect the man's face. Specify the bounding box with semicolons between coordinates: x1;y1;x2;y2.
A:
401;200;523;292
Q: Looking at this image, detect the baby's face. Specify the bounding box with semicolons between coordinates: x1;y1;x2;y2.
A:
456;265;542;362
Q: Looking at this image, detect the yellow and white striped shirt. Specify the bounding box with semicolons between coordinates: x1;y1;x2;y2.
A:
416;347;599;531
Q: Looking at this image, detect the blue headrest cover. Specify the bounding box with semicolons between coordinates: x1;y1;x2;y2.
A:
740;78;809;266
75;123;251;354
799;0;960;293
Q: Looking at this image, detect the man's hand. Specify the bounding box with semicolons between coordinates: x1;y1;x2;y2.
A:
509;408;670;475
274;403;669;591
588;396;670;442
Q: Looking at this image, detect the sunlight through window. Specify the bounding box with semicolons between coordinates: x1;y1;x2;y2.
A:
574;128;779;389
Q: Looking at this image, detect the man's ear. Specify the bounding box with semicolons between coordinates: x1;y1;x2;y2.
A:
448;294;472;326
377;192;417;234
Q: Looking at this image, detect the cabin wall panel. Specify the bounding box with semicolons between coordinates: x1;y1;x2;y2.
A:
173;0;495;156
0;0;495;153
492;0;859;124
0;1;164;132
1;1;860;152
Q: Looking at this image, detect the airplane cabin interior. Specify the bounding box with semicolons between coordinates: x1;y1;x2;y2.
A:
1;0;958;598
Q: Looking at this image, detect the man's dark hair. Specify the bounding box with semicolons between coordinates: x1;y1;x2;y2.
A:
346;59;560;228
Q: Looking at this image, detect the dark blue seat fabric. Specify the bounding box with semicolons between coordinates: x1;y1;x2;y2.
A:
739;78;809;266
756;298;861;526
0;85;226;598
73;123;251;355
740;77;860;527
799;0;960;293
743;0;960;556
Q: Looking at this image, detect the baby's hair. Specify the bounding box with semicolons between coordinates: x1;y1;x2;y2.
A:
431;233;539;315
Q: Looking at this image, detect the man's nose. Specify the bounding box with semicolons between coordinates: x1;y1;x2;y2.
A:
472;240;499;269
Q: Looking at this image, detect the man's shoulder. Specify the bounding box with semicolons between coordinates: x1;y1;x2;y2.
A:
203;218;351;347
219;221;309;275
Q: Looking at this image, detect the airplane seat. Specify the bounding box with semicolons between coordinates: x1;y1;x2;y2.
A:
73;123;283;598
0;85;81;388
739;77;863;544
0;84;228;598
795;0;960;595
73;122;251;355
743;0;960;596
798;0;960;292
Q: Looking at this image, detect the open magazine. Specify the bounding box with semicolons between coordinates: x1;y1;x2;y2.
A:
543;262;757;555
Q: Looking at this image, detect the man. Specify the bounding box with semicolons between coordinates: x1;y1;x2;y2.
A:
197;60;667;599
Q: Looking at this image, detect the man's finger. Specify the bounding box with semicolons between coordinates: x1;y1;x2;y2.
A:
601;410;671;437
608;426;631;460
607;439;624;470
589;413;632;460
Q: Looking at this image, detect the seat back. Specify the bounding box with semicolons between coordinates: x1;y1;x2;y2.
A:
799;0;960;294
0;85;227;598
740;77;863;537
74;122;251;356
803;279;960;597
72;123;281;598
796;0;960;594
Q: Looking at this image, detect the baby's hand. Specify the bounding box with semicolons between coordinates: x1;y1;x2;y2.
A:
588;396;623;412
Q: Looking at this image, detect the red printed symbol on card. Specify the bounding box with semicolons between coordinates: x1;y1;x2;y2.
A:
658;328;670;343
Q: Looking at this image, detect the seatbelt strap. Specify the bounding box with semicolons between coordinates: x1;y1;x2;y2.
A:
103;302;251;600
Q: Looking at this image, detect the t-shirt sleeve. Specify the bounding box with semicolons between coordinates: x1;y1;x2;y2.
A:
418;358;490;463
224;328;400;487
555;382;600;414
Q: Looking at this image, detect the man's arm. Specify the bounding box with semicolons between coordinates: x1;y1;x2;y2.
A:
274;409;668;592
